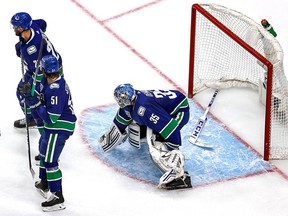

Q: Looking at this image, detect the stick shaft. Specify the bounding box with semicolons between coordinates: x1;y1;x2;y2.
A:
20;49;35;179
31;37;46;96
189;89;219;145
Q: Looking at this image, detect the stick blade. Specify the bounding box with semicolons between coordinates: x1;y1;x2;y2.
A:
189;139;214;148
189;136;197;144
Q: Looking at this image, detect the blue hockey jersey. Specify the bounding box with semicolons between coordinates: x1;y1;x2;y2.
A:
17;20;62;84
113;89;190;145
35;76;77;136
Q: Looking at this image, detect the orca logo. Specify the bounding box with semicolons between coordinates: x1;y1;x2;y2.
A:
27;45;37;55
137;106;146;116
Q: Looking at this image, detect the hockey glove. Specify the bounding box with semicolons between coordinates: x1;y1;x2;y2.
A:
18;82;32;95
25;94;41;109
19;83;41;109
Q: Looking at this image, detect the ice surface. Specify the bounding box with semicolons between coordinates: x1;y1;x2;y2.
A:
1;1;288;215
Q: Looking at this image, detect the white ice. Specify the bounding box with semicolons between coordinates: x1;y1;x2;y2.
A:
1;0;288;215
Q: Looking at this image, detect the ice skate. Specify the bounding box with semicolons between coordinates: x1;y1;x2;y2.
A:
160;172;192;190
35;180;49;198
14;118;36;128
42;190;65;212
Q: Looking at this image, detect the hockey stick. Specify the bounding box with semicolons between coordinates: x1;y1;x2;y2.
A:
20;51;35;179
189;89;219;148
31;37;45;97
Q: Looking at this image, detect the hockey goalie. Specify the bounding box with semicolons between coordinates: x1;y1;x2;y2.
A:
98;83;192;190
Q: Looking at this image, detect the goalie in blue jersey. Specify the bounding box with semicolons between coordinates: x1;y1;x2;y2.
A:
99;84;192;190
18;55;76;212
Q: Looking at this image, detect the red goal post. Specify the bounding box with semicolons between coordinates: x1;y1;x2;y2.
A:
188;3;288;160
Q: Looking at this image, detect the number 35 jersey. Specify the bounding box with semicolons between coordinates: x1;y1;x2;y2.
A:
113;89;189;145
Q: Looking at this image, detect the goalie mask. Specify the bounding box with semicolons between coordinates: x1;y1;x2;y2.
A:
114;83;136;108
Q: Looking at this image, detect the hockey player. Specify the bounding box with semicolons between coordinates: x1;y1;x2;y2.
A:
99;84;192;190
18;55;76;211
11;12;62;129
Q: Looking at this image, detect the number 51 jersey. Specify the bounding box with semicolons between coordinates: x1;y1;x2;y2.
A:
38;76;77;135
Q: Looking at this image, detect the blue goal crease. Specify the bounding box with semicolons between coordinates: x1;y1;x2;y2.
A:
79;101;272;187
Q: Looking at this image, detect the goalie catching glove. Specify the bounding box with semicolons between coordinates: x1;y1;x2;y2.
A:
98;122;128;152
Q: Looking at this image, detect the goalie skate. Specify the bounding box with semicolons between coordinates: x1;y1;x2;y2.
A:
159;171;192;190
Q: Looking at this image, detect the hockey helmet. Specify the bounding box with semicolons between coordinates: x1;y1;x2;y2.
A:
40;55;59;74
114;83;136;108
11;12;32;30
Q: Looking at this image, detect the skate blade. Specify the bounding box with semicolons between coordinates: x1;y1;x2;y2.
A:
158;184;192;190
163;185;192;190
42;203;66;212
14;126;38;129
158;179;192;190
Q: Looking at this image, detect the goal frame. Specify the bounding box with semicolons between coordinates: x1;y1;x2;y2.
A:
187;3;274;161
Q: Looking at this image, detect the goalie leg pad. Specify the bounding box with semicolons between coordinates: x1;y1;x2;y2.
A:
128;121;141;149
159;149;185;174
146;127;185;186
98;122;127;152
157;149;185;186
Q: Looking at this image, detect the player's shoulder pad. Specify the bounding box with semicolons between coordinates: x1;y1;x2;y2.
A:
33;19;47;32
140;90;153;97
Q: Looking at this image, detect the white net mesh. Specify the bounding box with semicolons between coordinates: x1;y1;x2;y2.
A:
191;3;288;159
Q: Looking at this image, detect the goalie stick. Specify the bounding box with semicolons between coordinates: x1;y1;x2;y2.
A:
189;89;219;148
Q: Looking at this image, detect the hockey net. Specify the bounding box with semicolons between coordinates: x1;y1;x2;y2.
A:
188;3;288;160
